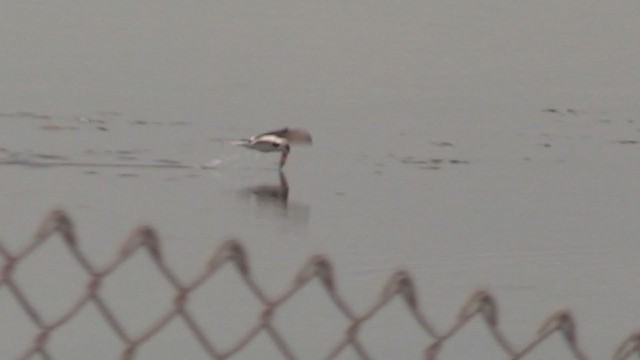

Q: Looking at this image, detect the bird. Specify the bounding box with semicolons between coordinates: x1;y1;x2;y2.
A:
214;127;312;169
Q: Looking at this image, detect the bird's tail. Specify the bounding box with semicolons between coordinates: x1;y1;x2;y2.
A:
210;138;251;147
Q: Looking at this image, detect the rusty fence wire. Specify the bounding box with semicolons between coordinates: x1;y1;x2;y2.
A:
1;210;639;359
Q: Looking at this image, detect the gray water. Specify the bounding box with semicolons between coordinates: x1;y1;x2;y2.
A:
1;1;640;359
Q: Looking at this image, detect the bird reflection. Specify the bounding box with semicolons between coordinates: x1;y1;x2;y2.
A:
237;171;310;223
242;170;289;207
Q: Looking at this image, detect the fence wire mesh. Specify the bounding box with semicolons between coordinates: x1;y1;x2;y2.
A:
0;210;638;359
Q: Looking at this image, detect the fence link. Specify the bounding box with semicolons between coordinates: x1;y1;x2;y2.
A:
0;209;639;359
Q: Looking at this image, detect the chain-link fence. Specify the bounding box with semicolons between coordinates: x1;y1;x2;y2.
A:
1;210;639;359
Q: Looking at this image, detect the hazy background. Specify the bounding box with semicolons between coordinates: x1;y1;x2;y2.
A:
1;1;640;359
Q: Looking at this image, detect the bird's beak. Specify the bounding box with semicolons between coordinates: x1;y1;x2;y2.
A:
279;151;288;169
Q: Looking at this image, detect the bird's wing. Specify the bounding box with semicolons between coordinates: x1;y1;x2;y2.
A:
258;127;312;145
257;127;290;138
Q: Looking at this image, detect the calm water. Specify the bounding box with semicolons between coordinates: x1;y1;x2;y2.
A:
1;1;640;359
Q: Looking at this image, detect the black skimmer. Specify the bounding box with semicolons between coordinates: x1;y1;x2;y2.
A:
220;127;312;169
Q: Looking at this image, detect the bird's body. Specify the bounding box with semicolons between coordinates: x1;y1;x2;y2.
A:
215;127;312;169
232;134;289;153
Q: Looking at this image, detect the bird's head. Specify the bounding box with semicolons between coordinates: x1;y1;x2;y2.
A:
279;144;290;169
